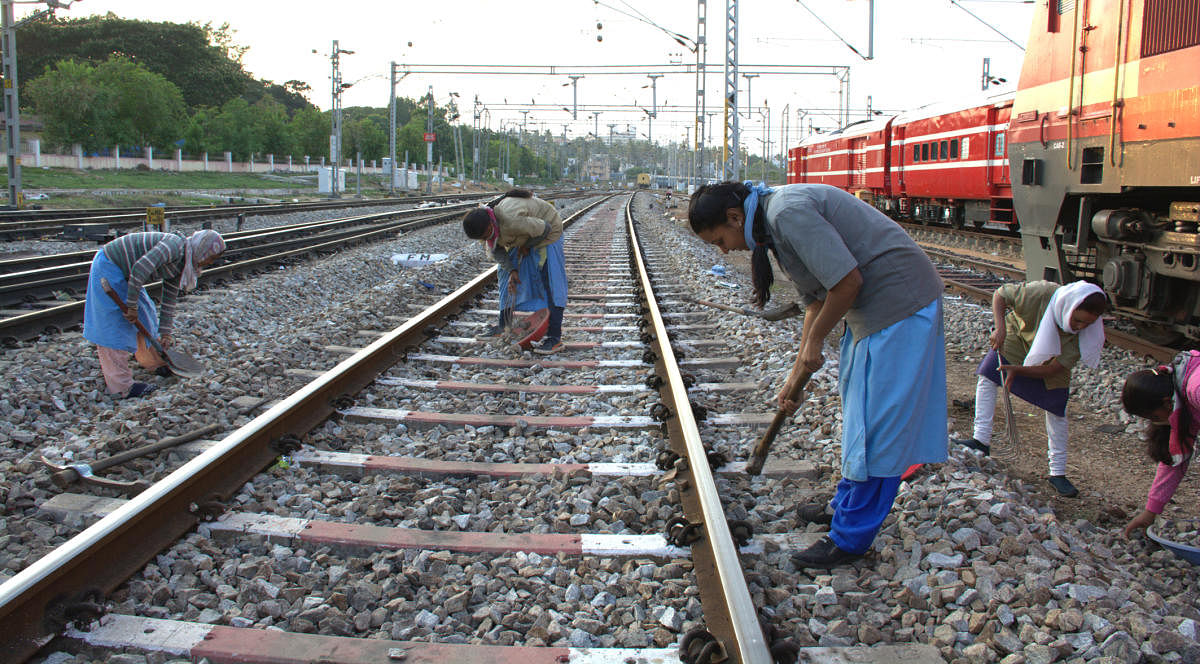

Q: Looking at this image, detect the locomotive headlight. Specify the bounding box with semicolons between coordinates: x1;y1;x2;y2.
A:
1092;209;1150;241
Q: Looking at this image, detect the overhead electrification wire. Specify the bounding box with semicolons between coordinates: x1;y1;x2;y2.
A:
592;0;697;51
948;0;1026;50
794;0;870;60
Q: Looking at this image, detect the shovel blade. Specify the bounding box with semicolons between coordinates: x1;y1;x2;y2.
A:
165;348;205;378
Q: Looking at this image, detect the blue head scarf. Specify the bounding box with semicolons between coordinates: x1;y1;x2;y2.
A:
742;181;775;250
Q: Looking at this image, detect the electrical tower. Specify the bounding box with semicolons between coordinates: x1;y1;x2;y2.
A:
722;0;739;181
692;0;707;192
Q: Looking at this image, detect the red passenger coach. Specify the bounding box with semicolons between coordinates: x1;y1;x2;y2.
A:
787;95;1017;230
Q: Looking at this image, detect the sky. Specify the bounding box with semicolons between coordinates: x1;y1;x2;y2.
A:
31;0;1037;158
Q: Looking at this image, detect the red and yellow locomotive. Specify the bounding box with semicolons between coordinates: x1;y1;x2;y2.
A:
788;0;1199;340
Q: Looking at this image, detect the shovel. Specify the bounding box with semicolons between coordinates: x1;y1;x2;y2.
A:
100;277;204;378
690;297;803;322
745;369;812;475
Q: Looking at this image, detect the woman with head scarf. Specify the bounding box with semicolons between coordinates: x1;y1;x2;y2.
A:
954;280;1108;497
1120;350;1200;537
461;189;567;355
688;181;948;568
83;229;226;398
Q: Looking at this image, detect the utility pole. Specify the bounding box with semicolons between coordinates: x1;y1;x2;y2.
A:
566;75;584;119
693;0;707;192
1;0;21;209
388;61;396;195
424;85;434;194
723;0;739;180
3;0;80;209
329;40;354;199
645;74;662;146
519;109;530;146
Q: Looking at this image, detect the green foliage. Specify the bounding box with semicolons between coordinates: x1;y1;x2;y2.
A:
288;108;332;160
27;56;184;151
19;16;249;109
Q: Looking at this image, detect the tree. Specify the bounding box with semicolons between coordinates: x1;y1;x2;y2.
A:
288;108;330;160
25;59;115;152
27;56;184;151
20;16;249;109
93;57;186;149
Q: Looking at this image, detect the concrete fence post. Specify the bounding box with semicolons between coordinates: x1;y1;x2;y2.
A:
225;151;233;173
115;145;121;169
176;149;182;171
203;152;209;171
249;154;255;173
288;155;293;172
147;146;154;170
268;154;275;172
74;144;83;169
31;138;40;167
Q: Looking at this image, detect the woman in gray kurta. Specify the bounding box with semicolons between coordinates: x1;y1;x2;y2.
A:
688;181;948;568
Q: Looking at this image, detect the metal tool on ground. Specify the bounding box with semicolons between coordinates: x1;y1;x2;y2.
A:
39;396;272;493
689;297;802;321
508;308;549;350
746;370;812;475
100;277;204;378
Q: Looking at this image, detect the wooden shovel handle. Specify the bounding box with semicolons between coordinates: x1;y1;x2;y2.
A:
745;370;812;475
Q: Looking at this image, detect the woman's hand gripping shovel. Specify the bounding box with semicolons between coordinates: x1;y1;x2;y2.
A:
100;277;205;378
745;369;812;475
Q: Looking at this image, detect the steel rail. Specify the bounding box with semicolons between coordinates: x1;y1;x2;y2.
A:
0;198;610;662
0;195;488;240
625;198;770;663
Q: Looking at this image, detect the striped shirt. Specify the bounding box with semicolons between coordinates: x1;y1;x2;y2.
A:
102;232;185;333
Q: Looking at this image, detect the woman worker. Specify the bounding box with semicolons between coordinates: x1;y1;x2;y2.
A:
461;189;567;355
1120;350;1200;537
83;229;226;398
954;280;1107;497
688;181;947;568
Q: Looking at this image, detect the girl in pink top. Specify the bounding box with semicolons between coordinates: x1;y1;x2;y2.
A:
1120;350;1200;537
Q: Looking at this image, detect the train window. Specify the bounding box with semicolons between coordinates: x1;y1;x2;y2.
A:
961;137;969;158
913;145;920;162
994;134;1006;157
939;141;948;160
950;139;959;159
922;143;929;161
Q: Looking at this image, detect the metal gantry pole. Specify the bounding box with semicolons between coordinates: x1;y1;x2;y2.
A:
2;0;20;209
388;62;397;196
693;0;707;191
425;86;434;194
646;73;662;147
722;0;739;181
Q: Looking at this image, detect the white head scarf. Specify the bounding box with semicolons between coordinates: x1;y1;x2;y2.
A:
1024;281;1106;369
180;230;226;292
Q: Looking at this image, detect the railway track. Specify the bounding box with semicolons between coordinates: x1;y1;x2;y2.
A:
0;195;484;242
0;192;595;344
0;194;942;664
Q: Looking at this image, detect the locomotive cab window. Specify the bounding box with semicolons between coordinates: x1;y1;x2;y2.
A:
921;143;930;161
950;139;959;159
939;141;948;160
913;145;920;162
994;134;1006;157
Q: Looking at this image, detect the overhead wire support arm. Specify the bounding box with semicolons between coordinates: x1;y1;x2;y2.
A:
948;0;1026;51
795;0;874;60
